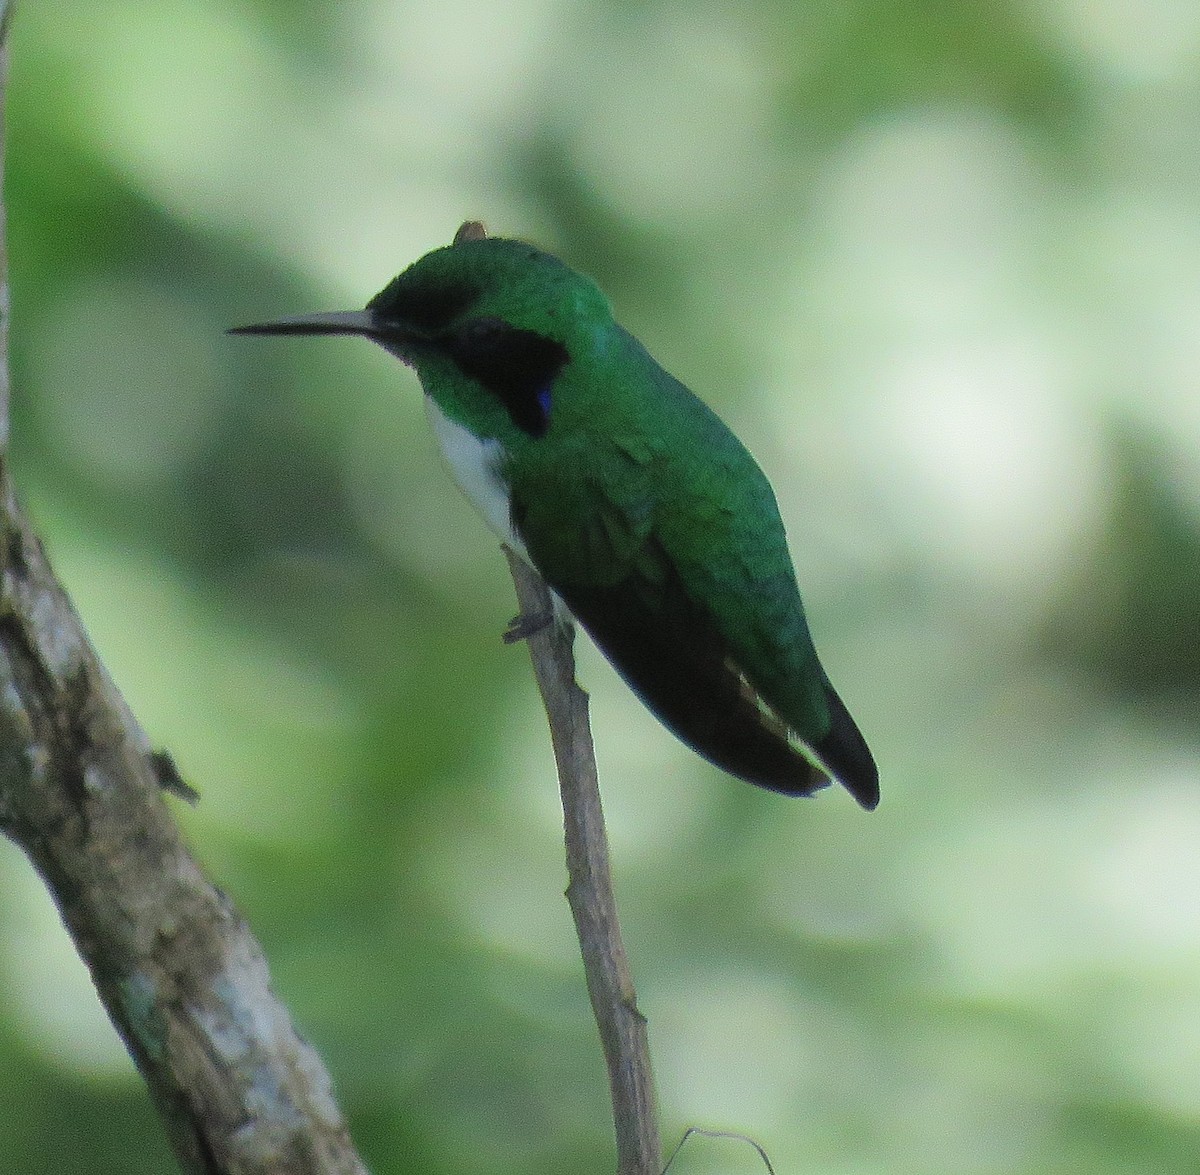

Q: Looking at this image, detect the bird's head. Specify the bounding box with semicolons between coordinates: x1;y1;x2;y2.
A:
231;227;614;440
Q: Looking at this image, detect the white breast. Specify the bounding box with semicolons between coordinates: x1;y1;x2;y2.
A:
424;396;530;562
424;396;571;627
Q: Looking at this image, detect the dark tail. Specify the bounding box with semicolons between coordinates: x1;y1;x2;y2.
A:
813;683;879;810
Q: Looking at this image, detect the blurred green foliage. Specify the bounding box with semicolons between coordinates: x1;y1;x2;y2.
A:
3;2;1200;1173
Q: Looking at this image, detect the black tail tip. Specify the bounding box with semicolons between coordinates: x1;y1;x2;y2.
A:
849;772;880;811
816;686;879;811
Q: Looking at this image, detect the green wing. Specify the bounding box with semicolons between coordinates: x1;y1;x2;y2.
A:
510;452;878;807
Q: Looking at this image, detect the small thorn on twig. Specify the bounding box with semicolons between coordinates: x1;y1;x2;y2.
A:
454;220;488;244
503;610;554;644
149;750;200;805
662;1128;777;1175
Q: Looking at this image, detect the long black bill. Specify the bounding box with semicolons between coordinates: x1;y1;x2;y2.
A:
228;310;382;338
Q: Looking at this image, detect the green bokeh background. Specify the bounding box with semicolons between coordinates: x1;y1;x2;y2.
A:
4;2;1200;1172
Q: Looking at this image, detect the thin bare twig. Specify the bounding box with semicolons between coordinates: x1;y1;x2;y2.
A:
0;13;367;1174
662;1129;777;1175
505;548;661;1175
472;208;658;1175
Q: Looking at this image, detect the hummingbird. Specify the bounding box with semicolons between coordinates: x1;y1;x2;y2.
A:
231;224;878;809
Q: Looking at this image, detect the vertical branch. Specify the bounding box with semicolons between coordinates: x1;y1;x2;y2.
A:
506;549;661;1175
463;214;659;1174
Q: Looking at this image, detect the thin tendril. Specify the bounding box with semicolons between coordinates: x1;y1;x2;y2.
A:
661;1127;777;1175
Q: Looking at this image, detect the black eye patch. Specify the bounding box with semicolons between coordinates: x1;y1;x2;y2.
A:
446;317;569;438
368;277;482;335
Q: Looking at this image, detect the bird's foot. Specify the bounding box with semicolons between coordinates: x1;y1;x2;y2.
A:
503;609;554;644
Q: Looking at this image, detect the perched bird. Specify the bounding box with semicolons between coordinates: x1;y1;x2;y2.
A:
231;224;878;809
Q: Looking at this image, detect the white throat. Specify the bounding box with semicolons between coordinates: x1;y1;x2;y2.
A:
424;396;529;562
424;396;572;627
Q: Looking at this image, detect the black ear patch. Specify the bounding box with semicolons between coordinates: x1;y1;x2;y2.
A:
447;317;569;438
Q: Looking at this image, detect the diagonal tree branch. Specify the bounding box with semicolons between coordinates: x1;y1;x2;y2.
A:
0;12;368;1175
